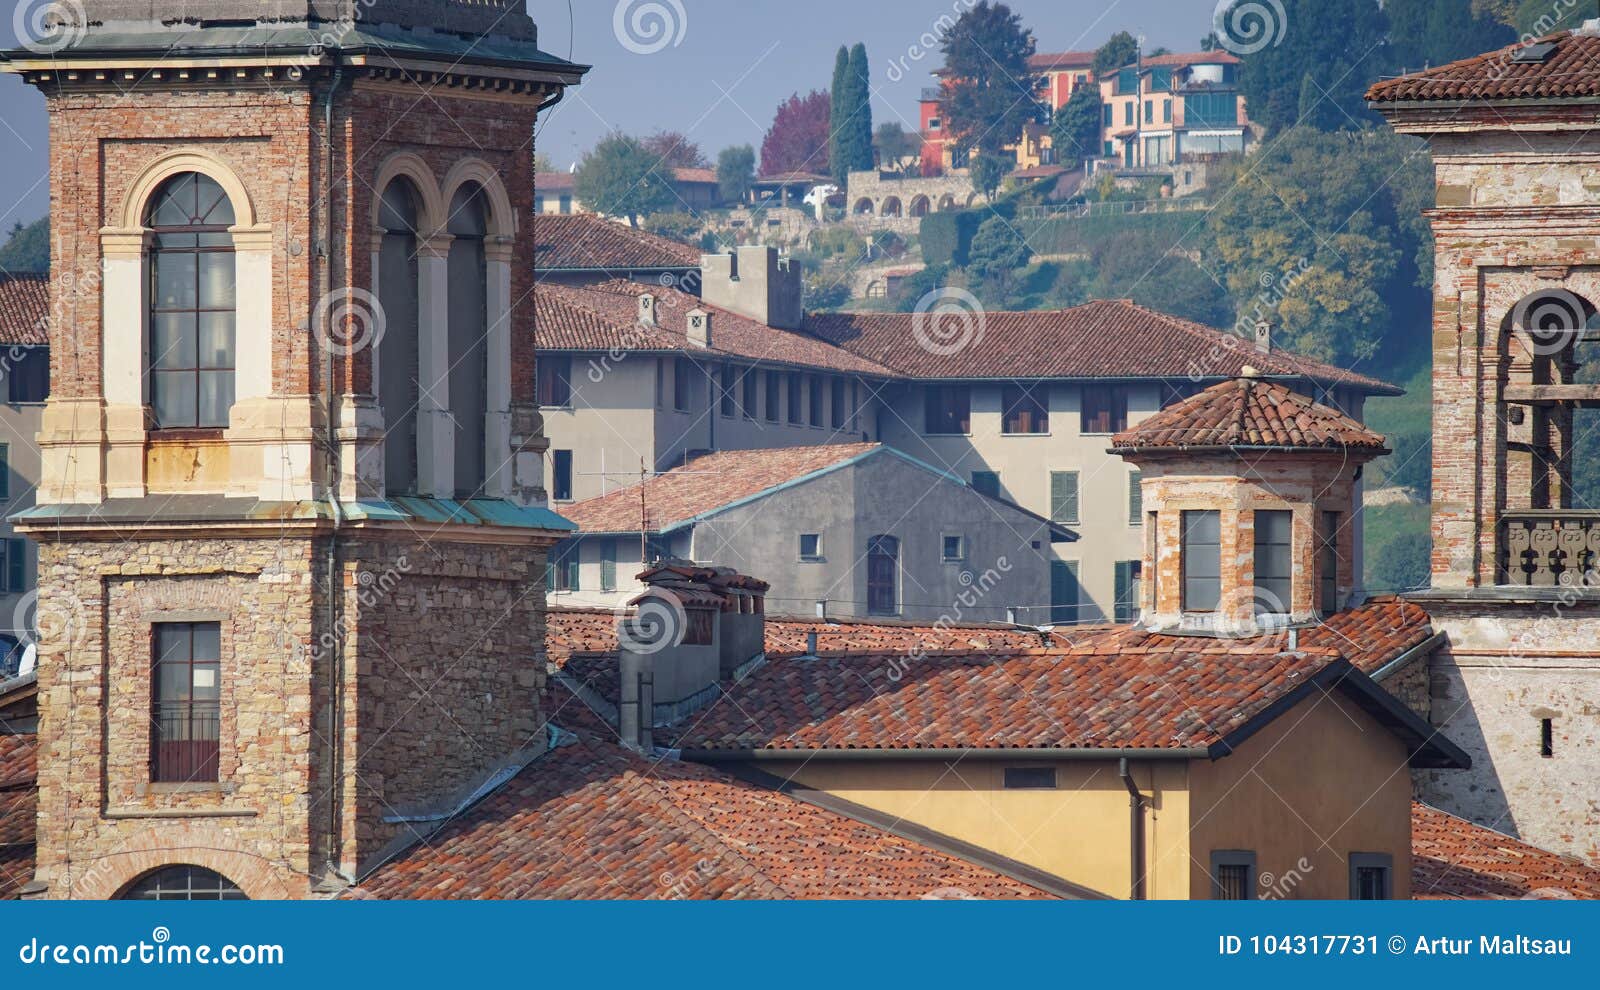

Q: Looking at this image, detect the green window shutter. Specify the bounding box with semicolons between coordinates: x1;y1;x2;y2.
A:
565;551;581;593
1114;561;1141;624
1050;471;1080;524
1050;561;1081;625
5;539;22;595
600;540;617;592
1128;471;1143;525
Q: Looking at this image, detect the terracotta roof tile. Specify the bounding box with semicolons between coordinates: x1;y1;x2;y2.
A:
1413;802;1600;899
1030;50;1096;71
356;735;1051;899
562;443;881;533
534;213;700;273
0;275;48;347
1368;32;1600;103
805;300;1399;394
1112;377;1388;451
1140;51;1240;69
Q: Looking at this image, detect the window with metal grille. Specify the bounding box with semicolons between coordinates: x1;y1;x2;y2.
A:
1182;511;1221;612
120;865;246;901
151;622;221;784
1002;385;1049;434
146;173;237;430
1210;851;1256;900
1349;854;1392;900
1050;471;1080;524
1254;510;1293;614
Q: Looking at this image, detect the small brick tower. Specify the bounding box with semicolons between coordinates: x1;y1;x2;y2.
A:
1112;373;1388;636
1372;25;1600;865
2;1;585;897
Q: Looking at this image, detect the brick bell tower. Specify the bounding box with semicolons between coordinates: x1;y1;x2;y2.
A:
1372;26;1600;865
2;1;586;898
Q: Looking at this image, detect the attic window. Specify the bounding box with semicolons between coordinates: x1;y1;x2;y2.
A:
1513;42;1558;63
1003;767;1056;790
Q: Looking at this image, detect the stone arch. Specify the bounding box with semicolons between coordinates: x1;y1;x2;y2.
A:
373;151;446;234
965;192;981;207
60;824;295;901
938;194;958;211
909;195;931;217
881;196;903;218
853;197;875;216
118;148;258;230
441;158;516;237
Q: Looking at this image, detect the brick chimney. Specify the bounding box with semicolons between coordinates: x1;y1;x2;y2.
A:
617;563;769;750
699;245;803;330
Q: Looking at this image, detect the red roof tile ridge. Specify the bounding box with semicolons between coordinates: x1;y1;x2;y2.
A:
619;765;794;898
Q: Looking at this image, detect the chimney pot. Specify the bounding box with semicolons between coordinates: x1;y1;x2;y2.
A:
688;308;712;348
1254;320;1272;354
806;631;819;656
638;293;658;327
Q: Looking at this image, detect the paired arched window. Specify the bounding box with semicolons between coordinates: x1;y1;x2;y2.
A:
119;865;246;900
377;179;424;494
446;183;491;498
146;172;237;430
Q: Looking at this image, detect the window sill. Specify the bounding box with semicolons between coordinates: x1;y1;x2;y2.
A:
799;557;825;564
105;805;258;820
923;432;972;438
1000;432;1052;438
149;428;227;442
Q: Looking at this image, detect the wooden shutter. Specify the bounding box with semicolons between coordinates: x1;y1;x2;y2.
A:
1128;471;1142;525
1051;471;1080;524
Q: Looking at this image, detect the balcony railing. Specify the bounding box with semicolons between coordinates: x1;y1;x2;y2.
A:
1501;512;1600;586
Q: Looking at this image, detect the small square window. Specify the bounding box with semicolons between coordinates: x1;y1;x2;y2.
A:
1003;767;1056;790
799;534;823;561
942;534;965;562
1348;853;1393;900
1210;851;1257;900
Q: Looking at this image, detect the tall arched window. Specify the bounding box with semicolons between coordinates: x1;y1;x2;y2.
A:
446;184;489;498
377;179;423;494
119;865;246;900
146;172;237;430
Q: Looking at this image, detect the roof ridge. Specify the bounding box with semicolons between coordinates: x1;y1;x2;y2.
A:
621;765;794;898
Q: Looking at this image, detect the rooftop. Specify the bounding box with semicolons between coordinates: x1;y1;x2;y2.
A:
1412;802;1600;899
0;274;47;347
533;213;701;275
0;734;36;901
1368;28;1600;104
1111;376;1389;452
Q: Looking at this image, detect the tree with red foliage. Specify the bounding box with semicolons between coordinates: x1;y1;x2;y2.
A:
759;90;831;177
642;130;710;170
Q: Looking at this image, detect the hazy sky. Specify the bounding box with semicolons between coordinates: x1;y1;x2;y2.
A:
0;0;1214;226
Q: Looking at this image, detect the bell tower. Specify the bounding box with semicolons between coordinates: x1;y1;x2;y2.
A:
3;1;586;897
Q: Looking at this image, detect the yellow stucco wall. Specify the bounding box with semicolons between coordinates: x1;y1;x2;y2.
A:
1186;690;1414;900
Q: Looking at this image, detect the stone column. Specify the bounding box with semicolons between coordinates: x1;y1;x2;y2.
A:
416;232;455;499
483;236;514;499
98;226;151;501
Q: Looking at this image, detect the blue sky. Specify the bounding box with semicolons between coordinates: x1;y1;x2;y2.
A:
0;0;1213;226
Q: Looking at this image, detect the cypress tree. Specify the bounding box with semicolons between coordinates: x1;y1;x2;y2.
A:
846;43;876;175
829;46;851;184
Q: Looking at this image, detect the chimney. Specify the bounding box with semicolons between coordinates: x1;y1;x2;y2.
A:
1254;320;1272;354
687;308;712;348
698;245;803;330
638;292;658;328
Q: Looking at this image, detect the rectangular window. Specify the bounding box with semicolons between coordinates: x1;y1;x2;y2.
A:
1144;99;1153;123
548;541;580;593
1114;561;1142;624
1349;854;1393;900
830;378;847;428
1210;851;1257;900
673;357;692;412
1002;385;1049;435
1128;471;1143;525
0;444;7;501
1;538;25;594
1080;386;1128;434
1050;560;1081;626
151;622;221;784
1003;767;1057;790
1541;718;1554;758
551;450;573;503
971;471;1000;498
1320;511;1341;616
1124;101;1134;126
7;347;48;403
598;539;617;592
808;376;824;427
1148;512;1160;608
787;372;804;424
719;364;736;417
559;194;573;214
1050;471;1080;525
1103;105;1113;128
942;534;966;562
799;534;823;561
742;369;758;419
1182;510;1221;613
655;359;665;409
1254;510;1293;614
923;385;971;435
537;356;572;408
765;370;781;422
645;535;671;565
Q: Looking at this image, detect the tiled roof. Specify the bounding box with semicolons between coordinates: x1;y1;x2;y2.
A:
1413;802;1600;900
806;300;1399;394
753;171;832;185
1302;597;1436;676
672;167;718;185
1030;51;1096;71
0;274;48;347
356;734;1052;900
562;443;880;533
534;213;701;274
0;734;36;900
536;170;576;191
1141;51;1241;69
1111;377;1389;451
535;280;896;375
1368;32;1600;103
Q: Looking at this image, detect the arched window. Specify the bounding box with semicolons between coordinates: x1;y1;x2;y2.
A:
377;179;423;494
146;172;237;430
119;865;246;900
446;183;489;498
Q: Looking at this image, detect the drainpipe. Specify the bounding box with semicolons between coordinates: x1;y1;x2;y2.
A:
1119;758;1147;900
320;56;348;881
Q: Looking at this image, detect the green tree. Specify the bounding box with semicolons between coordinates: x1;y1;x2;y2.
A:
838;44;877;178
1086;232;1234;328
1388;0;1513;72
717;144;756;204
574;133;676;227
1514;0;1592;37
642;131;709;169
1050;85;1102;168
0;217;49;273
969;153;1009;201
1232;0;1390;136
1092;31;1139;77
828;46;851;184
966;215;1031;296
938;2;1040;158
1205;127;1434;368
874;122;919;174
